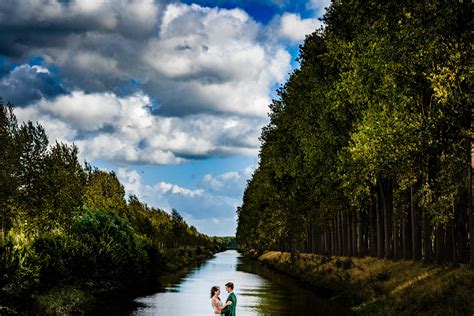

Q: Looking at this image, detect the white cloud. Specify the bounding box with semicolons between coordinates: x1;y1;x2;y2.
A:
0;0;162;35
202;167;254;196
157;181;204;197
243;165;255;177
0;64;64;106
116;166;241;235
221;171;241;181
203;174;224;191
18;89;265;164
36;91;150;131
277;13;321;42
142;3;291;117
1;1;294;165
307;0;331;13
0;1;291;118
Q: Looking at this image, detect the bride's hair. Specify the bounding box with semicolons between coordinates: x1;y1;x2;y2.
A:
210;286;220;299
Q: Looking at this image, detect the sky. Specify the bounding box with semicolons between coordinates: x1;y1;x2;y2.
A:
0;0;330;236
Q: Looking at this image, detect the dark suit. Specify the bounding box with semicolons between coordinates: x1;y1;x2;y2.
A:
220;292;237;316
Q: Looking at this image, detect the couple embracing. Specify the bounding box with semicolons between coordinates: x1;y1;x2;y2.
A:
210;282;237;315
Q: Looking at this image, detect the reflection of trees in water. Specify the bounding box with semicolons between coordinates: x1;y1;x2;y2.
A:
88;251;352;316
236;255;353;316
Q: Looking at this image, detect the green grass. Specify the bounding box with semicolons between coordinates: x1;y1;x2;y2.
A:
258;251;474;315
34;285;92;315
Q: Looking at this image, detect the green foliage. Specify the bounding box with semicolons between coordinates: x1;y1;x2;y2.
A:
260;251;474;315
33;210;149;286
34;286;91;315
237;0;472;262
0;230;40;307
83;170;127;212
0;102;226;313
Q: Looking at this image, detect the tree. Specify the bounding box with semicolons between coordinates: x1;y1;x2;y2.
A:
83;170;126;212
171;209;187;248
42;142;86;229
237;0;472;265
0;101;19;233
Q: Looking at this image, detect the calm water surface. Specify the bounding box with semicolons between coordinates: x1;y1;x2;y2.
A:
93;250;352;315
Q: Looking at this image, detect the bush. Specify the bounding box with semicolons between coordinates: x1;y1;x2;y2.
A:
0;230;40;308
70;210;149;281
32;233;72;286
33;210;151;287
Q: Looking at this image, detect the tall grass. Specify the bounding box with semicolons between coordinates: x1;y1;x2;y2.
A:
259;251;474;315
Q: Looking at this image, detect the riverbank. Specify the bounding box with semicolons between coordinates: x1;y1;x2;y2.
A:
1;246;221;315
35;246;220;315
256;251;474;315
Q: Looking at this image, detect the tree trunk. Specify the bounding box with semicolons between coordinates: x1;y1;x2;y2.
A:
323;231;327;255
329;219;336;256
379;176;393;259
394;216;399;260
376;188;384;258
411;185;421;260
449;220;457;264
422;207;432;263
364;213;369;255
337;212;344;256
370;197;377;257
352;211;358;256
402;213;408;259
347;211;352;256
469;134;474;266
358;211;364;257
435;226;441;264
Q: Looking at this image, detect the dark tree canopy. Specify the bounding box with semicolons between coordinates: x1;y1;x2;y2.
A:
237;0;473;266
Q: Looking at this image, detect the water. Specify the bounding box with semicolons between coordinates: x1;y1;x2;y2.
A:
92;250;352;315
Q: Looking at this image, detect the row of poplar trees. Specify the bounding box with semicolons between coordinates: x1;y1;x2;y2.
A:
236;0;473;265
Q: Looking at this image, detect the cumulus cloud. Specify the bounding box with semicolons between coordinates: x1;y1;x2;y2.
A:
0;1;295;165
203;172;241;191
277;13;321;42
16;89;263;164
0;1;290;117
202;167;254;197
143;3;290;117
0;64;64;106
157;181;204;197
0;0;163;45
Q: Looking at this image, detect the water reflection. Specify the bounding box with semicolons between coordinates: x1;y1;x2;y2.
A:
128;250;352;316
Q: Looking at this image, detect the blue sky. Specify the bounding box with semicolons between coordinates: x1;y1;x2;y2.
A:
0;0;329;236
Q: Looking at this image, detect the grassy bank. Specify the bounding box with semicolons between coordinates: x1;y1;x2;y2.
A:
24;246;220;315
256;251;474;315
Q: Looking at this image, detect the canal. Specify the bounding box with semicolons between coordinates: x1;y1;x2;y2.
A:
91;250;352;315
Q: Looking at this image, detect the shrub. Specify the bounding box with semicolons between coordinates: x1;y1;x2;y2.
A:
0;230;40;307
33;210;151;286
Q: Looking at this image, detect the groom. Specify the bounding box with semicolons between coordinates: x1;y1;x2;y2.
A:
216;282;237;316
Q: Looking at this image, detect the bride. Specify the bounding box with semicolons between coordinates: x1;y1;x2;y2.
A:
210;286;232;314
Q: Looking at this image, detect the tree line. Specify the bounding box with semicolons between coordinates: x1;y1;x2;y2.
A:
0;101;230;311
237;0;473;266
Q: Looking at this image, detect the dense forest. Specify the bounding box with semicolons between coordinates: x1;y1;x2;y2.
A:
237;0;473;265
0;101;230;313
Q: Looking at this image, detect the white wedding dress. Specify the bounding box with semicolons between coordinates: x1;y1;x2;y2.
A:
211;298;223;315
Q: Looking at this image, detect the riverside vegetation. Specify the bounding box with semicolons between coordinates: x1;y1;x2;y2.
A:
258;251;473;315
237;0;473;314
0;102;232;314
